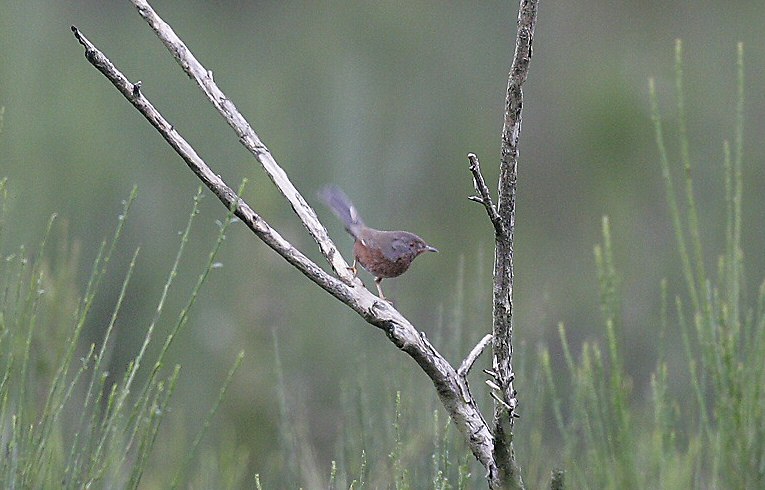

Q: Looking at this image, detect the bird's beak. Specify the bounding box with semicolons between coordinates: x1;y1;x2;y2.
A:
426;245;438;253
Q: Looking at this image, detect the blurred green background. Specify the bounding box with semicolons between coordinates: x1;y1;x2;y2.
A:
2;0;765;486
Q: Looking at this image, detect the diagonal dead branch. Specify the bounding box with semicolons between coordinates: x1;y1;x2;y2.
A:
71;25;344;298
72;12;500;482
129;0;352;285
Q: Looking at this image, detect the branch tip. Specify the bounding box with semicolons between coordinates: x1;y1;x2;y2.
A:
71;25;84;44
485;379;501;391
466;153;502;235
490;391;512;411
458;333;493;377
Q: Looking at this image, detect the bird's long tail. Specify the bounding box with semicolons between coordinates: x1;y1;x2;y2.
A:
317;185;365;238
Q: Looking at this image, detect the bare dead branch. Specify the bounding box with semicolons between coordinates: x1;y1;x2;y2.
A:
468;153;503;236
74;2;540;487
489;0;539;488
72;9;501;482
129;0;353;285
458;333;493;377
70;25;341;299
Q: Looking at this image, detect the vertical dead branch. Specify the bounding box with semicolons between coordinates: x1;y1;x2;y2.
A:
493;1;538;488
471;1;539;488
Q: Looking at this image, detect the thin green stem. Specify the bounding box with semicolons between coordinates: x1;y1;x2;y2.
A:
674;40;708;305
649;78;699;313
170;351;244;489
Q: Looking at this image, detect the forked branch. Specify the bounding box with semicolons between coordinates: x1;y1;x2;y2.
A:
73;1;538;488
72;5;499;483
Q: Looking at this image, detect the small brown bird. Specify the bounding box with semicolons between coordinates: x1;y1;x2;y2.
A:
318;185;438;300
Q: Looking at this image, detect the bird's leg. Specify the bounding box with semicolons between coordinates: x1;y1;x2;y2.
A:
348;258;358;277
374;277;390;302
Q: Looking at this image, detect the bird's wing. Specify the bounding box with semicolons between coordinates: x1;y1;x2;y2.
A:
383;235;412;261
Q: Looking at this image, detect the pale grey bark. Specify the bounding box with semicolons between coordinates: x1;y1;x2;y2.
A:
72;0;539;487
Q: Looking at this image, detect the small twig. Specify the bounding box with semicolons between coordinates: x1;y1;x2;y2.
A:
468;153;503;236
485;379;501;391
490;391;514;412
458;333;493;377
455;334;492;429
